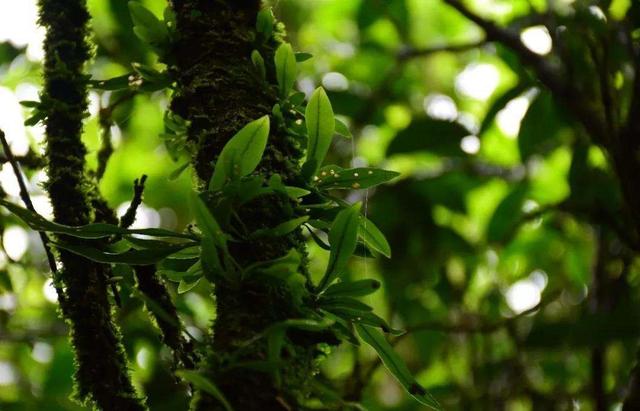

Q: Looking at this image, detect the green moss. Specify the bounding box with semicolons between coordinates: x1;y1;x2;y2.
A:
38;0;146;409
170;1;337;409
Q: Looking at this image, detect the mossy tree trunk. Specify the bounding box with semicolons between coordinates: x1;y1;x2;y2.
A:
38;0;146;410
170;1;331;409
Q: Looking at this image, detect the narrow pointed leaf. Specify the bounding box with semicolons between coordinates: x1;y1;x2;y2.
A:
53;241;191;265
305;87;334;175
355;324;442;410
334;118;352;138
0;199;195;240
274;43;296;98
323;279;381;298
210;115;270;190
319;297;373;312
249;216;309;239
190;192;227;249
175;370;234;411
359;217;391;258
314;166;399;190
317;203;361;292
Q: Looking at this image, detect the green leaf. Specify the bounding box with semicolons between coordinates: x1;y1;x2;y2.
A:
177;275;202;293
355;324;442;410
314;165;399;190
265;318;333;385
0;199;195;240
209;115;270;190
305;87;335;175
249;216;309;239
323;279;381;298
19;100;40;108
256;8;274;38
53;241;191;265
317;203;361;292
168;162;189;181
190;192;227;249
251;50;266;81
128;1;169;53
274;43;296;98
89;74;132;91
479;82;529;136
284;186;311;200
518;91;567;161
245;249;302;282
486;183;528;243
359;217;391;258
387;117;471;157
175;370;234;411
319;297;373;312
354;311;404;336
295;52;313;62
334;118;352;138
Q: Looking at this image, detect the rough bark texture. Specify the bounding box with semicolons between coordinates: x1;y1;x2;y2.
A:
170;1;332;409
38;0;145;409
134;265;197;369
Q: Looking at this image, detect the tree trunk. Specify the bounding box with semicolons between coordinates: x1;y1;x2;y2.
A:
39;0;145;409
170;1;332;409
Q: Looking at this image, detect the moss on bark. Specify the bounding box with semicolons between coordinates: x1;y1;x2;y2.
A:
38;0;146;409
170;1;334;409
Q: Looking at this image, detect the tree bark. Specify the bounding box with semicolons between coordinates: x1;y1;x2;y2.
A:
169;1;333;409
39;0;145;409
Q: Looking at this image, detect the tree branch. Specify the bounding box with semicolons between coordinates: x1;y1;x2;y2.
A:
441;0;608;142
0;130;59;280
397;40;487;61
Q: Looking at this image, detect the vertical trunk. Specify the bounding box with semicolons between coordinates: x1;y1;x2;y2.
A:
170;1;329;409
39;0;145;409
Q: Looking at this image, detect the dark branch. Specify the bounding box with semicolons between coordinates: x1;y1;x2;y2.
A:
120;175;147;228
0;130;59;283
397;40;487;61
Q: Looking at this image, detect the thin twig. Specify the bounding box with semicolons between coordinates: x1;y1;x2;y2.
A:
397;40;487;61
96;91;136;180
120;175;148;228
0;130;59;278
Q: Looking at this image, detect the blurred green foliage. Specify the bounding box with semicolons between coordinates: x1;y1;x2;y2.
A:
1;0;639;410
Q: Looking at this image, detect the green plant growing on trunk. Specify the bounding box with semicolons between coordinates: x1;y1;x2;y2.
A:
1;0;441;410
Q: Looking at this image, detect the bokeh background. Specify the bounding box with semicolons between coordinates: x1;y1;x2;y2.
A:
0;0;637;410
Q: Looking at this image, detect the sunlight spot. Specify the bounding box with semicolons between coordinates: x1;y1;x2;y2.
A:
424;94;458;120
0;87;29;156
0;164;22;197
88;91;101;118
0;362;16;386
32;342;53;364
26;26;45;62
3;226;29;261
31;195;54;220
460;135;481;154
322;72;349;91
589;5;607;22
298;77;316;98
496;96;530;137
506;279;541;314
117;202;161;229
0;294;17;311
520;26;553;55
0;0;38;47
136;346;152;369
505;271;547;315
42;279;59;304
530;269;548;290
455;63;500;100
